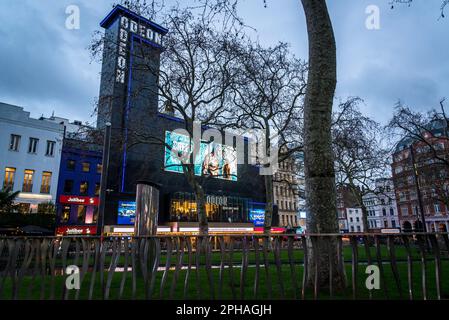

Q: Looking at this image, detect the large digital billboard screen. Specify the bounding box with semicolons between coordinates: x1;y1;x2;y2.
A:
164;131;237;181
117;201;136;225
249;208;265;226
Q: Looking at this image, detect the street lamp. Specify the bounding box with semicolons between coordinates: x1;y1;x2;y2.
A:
97;122;111;236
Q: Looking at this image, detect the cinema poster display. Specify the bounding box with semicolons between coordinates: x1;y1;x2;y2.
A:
164;131;237;181
117;201;137;225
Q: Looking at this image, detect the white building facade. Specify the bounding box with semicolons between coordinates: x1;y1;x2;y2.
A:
0;103;64;212
363;178;400;231
346;207;364;233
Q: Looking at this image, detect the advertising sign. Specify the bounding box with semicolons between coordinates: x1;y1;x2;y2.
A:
56;226;97;236
164;131;237;181
249;208;265;226
59;195;99;206
117;201;137;225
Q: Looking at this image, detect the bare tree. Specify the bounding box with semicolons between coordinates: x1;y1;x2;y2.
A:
225;40;307;234
298;0;447;291
390;0;449;18
388;99;449;211
333;98;392;233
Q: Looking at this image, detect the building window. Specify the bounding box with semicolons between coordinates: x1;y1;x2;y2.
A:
3;167;16;190
434;203;441;214
351;226;354;232
45;140;56;156
63;180;74;193
82;162;90;172
384;221;388;228
390;208;394;216
382;208;386;216
401;206;408;216
61;206;71;223
96;163;103;174
356;226;361;232
28;138;39;154
40;171;52;194
392;220;396;228
9;134;21;151
22;169;34;193
77;205;86;223
67;160;76;171
80;181;88;195
95;183;100;196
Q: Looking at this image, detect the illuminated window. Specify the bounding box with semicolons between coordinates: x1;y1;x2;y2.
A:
45;140;56;156
40;171;52;194
80;181;88;194
77;205;86;223
22;169;34;192
3;167;16;190
9;134;21;151
96;163;102;174
28;137;39;154
95;183;100;196
82;162;90;172
61;206;71;223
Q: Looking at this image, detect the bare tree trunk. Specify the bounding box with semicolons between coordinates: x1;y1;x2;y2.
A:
186;169;209;235
263;174;274;235
360;202;370;233
195;185;209;235
301;0;346;290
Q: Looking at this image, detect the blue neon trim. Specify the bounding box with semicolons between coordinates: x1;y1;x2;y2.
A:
100;4;169;35
133;34;164;50
121;35;135;193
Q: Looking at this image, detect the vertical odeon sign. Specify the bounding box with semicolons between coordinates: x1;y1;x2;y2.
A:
115;15;164;84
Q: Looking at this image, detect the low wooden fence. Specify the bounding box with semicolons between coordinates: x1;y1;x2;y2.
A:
0;233;448;300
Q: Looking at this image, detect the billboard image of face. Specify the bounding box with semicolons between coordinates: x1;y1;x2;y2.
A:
164;131;237;181
117;201;136;225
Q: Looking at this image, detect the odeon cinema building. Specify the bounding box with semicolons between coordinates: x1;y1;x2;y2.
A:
95;6;279;236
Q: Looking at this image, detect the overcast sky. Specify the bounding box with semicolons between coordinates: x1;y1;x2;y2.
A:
0;0;447;125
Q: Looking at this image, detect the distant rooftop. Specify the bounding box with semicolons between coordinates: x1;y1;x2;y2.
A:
394;119;448;153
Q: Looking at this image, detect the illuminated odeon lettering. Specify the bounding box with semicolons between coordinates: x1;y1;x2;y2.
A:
115;15;163;84
206;195;228;206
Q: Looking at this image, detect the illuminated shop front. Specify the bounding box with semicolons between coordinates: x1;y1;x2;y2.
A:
112;192;266;234
169;192;250;223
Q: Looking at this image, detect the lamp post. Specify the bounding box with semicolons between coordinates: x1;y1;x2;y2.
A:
97;122;111;236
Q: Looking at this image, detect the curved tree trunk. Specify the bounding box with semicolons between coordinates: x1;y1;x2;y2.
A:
185;168;209;235
360;202;370;233
301;0;346;290
195;185;209;235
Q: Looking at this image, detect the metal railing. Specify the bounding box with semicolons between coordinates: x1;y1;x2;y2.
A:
0;232;448;300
